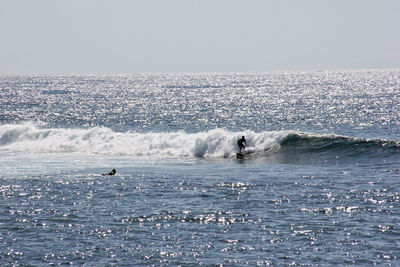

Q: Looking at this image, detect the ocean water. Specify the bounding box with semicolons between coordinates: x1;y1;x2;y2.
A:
0;70;399;266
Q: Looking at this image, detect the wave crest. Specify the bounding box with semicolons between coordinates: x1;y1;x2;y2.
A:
1;123;398;161
0;123;284;157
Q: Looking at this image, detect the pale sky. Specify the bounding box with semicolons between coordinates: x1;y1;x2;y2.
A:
0;0;399;74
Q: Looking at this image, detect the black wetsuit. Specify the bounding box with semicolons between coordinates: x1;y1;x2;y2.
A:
103;169;116;176
237;137;246;152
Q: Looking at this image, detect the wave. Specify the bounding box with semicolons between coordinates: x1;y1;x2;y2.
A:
0;122;399;162
276;133;400;164
0;122;286;157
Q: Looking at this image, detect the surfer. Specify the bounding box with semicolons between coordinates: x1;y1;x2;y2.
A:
237;136;247;153
103;169;116;176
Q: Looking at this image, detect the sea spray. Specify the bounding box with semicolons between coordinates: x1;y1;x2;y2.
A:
0;123;288;157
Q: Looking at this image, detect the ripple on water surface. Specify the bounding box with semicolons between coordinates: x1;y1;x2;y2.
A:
1;163;399;265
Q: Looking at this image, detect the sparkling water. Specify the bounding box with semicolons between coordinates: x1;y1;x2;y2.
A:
1;70;399;265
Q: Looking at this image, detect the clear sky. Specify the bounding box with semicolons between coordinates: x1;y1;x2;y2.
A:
0;0;399;74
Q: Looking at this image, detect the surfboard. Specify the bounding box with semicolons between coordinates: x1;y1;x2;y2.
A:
236;153;244;159
236;148;255;159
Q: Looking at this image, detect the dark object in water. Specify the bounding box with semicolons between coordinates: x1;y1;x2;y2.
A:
103;169;116;176
236;153;244;159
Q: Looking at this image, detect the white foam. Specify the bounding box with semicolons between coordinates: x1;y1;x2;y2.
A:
0;122;292;158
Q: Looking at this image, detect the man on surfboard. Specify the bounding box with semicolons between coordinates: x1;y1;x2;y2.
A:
237;136;247;153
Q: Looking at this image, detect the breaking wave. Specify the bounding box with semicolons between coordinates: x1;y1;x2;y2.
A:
0;122;399;162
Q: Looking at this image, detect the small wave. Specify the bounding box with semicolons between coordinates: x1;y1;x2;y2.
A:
1;123;399;162
276;133;400;164
281;132;399;154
